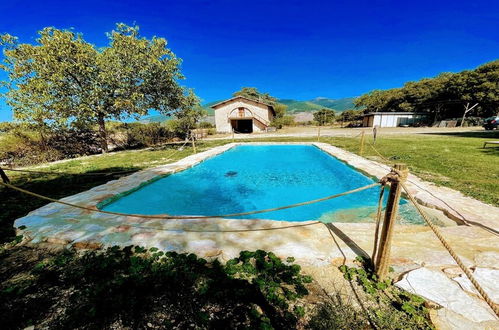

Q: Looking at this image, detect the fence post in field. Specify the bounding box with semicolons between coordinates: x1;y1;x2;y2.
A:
191;132;197;154
359;130;365;155
374;163;408;280
0;168;10;184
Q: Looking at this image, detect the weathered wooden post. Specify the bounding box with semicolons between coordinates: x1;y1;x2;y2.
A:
374;163;408;280
0;167;10;184
191;132;197;154
359;131;365;155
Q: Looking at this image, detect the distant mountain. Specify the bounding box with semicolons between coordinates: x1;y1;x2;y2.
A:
277;99;325;113
140;97;357;122
308;97;357;111
279;97;357;113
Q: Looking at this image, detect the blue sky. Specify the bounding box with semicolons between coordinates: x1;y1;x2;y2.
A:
1;0;498;121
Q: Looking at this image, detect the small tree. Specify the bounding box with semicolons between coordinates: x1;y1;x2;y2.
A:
174;100;206;139
0;24;196;152
233;87;277;105
314;109;336;126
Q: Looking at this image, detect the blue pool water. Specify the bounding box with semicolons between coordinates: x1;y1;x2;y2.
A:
101;145;418;222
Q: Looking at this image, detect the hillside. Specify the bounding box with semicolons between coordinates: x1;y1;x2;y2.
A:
141;97;357;122
309;97;357;111
204;97;357;114
277;99;325;113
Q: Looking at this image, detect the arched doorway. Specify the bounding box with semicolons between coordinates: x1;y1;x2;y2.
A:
228;107;253;133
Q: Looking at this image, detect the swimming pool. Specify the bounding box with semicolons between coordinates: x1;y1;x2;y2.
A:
101;145;421;223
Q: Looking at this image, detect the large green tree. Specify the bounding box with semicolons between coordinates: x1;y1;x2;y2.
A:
0;24;197;152
354;60;499;122
313;108;336;126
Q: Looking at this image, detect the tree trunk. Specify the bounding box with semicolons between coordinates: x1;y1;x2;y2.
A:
460;102;478;127
97;113;108;153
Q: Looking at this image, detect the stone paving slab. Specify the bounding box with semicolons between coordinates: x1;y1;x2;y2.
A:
396;267;497;323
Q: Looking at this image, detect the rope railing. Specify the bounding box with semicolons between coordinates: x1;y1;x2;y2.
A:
0;181;380;220
400;181;499;318
366;141;499;236
4;136;497;317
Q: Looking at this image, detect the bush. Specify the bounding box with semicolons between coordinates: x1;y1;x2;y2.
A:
198;121;214;129
271;115;295;129
0;127;100;166
119;122;174;148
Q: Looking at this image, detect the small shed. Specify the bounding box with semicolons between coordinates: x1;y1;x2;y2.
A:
211;96;276;133
362;112;428;128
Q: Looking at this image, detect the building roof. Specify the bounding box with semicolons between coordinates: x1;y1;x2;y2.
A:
363;112;428;116
210;96;276;115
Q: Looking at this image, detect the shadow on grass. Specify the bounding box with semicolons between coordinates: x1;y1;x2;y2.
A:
0;246;305;329
0;167;141;244
421;130;499;139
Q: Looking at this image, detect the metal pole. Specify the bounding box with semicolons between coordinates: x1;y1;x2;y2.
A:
374;164;408;280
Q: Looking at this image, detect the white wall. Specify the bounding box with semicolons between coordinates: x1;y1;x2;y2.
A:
369;114;416;127
213;99;274;133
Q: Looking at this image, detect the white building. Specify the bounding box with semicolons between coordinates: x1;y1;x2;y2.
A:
211;96;275;133
362;112;428;127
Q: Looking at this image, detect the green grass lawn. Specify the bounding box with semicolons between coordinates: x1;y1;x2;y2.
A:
323;131;499;207
1;130;498;243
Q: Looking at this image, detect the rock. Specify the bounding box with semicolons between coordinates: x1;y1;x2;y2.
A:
474;252;499;268
396;267;497;323
72;241;103;250
452;268;499;304
443;266;464;277
430;307;499;330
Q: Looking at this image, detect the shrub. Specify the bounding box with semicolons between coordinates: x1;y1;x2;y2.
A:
198;121;214;129
271;115;295;129
0;127;100;166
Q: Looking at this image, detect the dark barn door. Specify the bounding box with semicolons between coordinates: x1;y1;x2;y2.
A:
232;119;253;133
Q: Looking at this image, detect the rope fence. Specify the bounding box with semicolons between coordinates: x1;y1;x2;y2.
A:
401;181;499;317
2;135;498;318
0;181;380;220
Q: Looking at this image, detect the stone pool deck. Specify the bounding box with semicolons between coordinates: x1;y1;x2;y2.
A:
14;142;499;327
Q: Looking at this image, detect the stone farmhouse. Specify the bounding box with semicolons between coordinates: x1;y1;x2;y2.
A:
211;96;275;133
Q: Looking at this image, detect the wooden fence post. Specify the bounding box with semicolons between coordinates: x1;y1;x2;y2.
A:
374;163;408;280
0;167;10;184
191;133;197;154
359;131;365;155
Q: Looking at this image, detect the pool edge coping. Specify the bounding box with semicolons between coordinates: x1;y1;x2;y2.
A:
14;141;499;239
